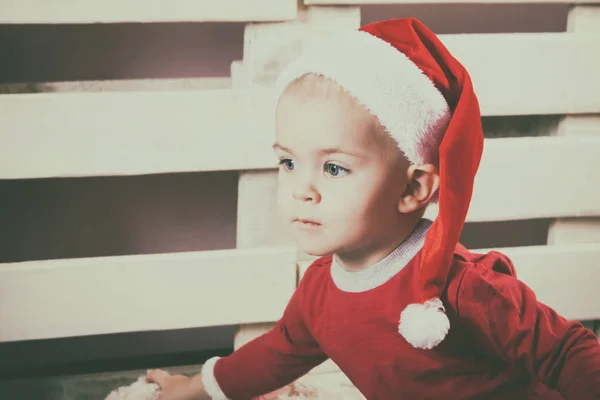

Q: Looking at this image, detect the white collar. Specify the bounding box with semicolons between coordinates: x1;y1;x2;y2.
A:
330;219;432;293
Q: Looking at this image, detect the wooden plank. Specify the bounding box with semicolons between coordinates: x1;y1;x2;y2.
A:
233;30;280;350
233;322;278;349
235;172;291;349
548;218;600;244
549;116;600;245
2;34;599;179
4;127;599;224
0;89;277;179
2;95;599;182
306;0;600;4
0;247;297;343
0;0;297;24
0;78;231;94
438;33;600;116
567;5;600;32
427;135;600;222
557;114;600;136
236;170;295;249
305;5;362;29
299;243;600;321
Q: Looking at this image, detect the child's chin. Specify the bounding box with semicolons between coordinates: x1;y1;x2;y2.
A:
305;249;332;257
296;241;336;258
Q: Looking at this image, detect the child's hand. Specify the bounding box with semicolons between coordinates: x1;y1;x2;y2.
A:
146;369;206;400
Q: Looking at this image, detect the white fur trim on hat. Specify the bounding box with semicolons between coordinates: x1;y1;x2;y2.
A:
398;297;450;350
200;356;231;400
275;30;451;166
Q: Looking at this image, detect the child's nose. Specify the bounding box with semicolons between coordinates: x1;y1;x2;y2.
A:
292;180;321;204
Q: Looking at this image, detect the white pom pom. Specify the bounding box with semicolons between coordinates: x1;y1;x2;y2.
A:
398;297;450;350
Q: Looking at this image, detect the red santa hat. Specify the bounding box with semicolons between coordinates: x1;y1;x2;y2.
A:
275;18;484;350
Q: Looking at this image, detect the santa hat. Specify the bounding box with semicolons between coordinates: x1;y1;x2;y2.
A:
275;18;484;350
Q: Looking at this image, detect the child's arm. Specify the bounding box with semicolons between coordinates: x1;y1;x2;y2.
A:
200;268;329;400
450;251;600;399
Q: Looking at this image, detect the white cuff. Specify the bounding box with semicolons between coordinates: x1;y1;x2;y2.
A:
201;356;231;400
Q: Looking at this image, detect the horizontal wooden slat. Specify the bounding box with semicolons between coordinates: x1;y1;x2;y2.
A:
439;33;600;116
5;135;598;224
0;247;297;343
0;89;277;179
0;78;231;94
306;0;599;3
0;0;297;24
549;218;600;244
1;34;599;179
299;243;600;321
5;128;599;224
425;135;600;222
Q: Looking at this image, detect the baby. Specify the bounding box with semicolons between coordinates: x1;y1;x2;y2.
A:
146;18;600;399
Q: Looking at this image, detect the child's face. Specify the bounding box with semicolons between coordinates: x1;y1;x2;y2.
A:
274;83;410;260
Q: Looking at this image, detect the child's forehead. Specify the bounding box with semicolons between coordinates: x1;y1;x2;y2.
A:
276;97;396;157
276;103;376;151
275;74;403;159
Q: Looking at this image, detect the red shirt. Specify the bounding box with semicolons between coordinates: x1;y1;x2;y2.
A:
210;244;600;399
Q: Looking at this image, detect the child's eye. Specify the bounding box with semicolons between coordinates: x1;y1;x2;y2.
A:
278;158;296;171
324;163;350;177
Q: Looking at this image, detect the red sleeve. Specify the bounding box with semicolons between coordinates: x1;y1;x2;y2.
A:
450;251;600;400
212;265;329;399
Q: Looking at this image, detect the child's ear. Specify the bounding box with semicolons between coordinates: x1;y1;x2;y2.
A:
397;164;440;213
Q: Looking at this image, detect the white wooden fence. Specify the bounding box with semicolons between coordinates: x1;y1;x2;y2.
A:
1;0;599;392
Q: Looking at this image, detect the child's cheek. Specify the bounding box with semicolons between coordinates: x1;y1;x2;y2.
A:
323;189;367;221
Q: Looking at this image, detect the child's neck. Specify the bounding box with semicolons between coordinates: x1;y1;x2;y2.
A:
333;215;424;272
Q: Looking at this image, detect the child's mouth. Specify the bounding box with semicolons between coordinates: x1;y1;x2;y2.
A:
295;219;322;228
